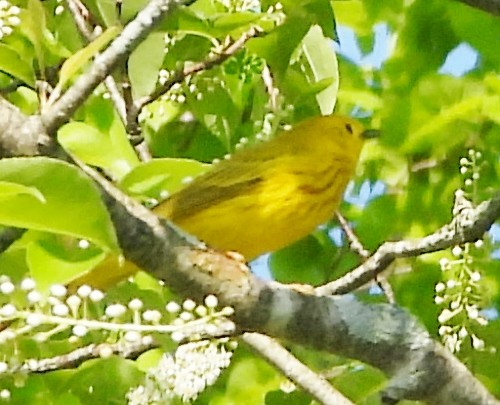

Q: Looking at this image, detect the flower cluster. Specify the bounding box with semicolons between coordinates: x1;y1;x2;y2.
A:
0;275;235;372
435;242;488;353
0;0;20;40
126;296;237;403
459;149;482;193
434;150;490;353
127;338;236;404
217;0;261;12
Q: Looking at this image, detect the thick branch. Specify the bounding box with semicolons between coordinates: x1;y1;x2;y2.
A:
0;98;51;157
1;76;499;404
78;163;499;404
454;0;500;15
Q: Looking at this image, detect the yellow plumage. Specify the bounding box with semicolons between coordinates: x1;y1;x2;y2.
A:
71;114;373;289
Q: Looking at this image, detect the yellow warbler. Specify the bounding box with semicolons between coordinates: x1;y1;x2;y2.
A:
71;114;376;289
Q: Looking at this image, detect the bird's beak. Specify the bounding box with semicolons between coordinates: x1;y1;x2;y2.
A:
361;129;380;139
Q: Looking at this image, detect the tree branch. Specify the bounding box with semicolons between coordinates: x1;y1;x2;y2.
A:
454;0;500;15
0;98;52;158
242;333;354;405
41;0;195;135
1;90;499;402
77;162;499;405
12;339;157;373
128;25;264;128
316;190;500;295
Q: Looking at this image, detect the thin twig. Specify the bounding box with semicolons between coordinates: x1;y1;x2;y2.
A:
335;212;395;302
242;333;354;405
66;0;94;40
65;0;127;124
261;64;279;112
335;211;369;258
130;26;264;117
42;0;196;135
317;190;500;295
14;339;158;373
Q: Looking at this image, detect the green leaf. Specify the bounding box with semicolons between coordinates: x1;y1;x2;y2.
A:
405;96;484;153
26;234;106;292
163;34;214;71
446;1;500;67
331;363;386;404
186;78;241;149
57;26;120;90
337;89;382;111
266;390;312;405
6;87;40;115
0;181;45;203
0;158;118;251
213;12;263;31
67;357;143;404
247;15;309;83
0;44;35;86
392;0;458;84
221;357;281;405
58;121;139;180
278;0;335;40
128;32;165;99
270;235;332;285
120;158;209;198
301;24;339;115
23;0;47;72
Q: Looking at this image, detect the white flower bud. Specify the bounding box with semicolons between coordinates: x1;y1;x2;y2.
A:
142;310;161;323
0;304;16;317
128;299;143;311
20;278;36;291
52;304;69;317
72;325;88;337
26;313;43;327
99;345;113;358
204;295;218;309
77;285;92;298
105;304;126;318
0;282;15;295
435;283;445;293
195;306;208;317
472;335;485;350
78;239;90;249
124;331;141;343
27;290;42;304
458;327;468;339
166;301;181;313
66;295;81;309
180;311;194;322
50;284;67;298
89;289;104;302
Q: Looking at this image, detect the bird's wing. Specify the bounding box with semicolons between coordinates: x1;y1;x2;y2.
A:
154;158;266;222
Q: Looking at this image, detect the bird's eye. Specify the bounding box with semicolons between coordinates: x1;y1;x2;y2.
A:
345;123;353;134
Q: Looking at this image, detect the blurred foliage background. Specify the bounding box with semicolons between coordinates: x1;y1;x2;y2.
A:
0;0;499;403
